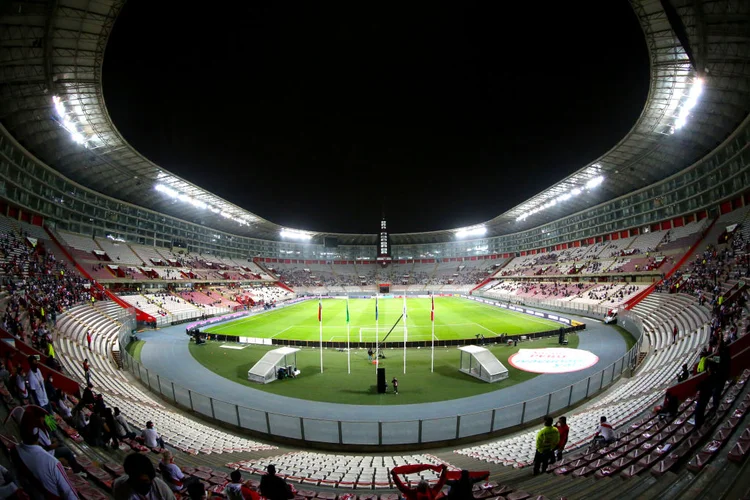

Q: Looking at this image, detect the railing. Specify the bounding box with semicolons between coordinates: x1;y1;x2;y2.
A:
119;322;645;448
153;307;231;327
476;293;613;318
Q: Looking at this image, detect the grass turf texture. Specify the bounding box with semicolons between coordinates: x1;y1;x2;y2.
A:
189;336;579;405
203;297;563;342
190;297;580;405
126;340;145;362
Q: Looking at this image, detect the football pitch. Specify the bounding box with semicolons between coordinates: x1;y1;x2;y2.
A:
187;297;581;405
202;296;563;342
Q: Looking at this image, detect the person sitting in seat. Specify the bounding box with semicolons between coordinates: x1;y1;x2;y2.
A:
141;421;165;449
113;452;175;500
12;413;79;500
224;469;260;500
158;451;196;492
593;416;616;446
657;391;679;420
114;407;136;440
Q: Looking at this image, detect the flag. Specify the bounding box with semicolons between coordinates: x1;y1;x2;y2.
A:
375;295;379;321
318;298;322;322
346;299;350;323
431;295;435;322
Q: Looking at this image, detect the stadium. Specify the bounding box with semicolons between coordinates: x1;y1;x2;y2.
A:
0;0;748;499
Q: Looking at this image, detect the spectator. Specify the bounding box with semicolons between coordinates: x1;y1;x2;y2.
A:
29;409;86;474
158;451;196;492
594;416;616;445
259;464;294;500
186;481;207;500
0;465;19;498
390;464;448;500
85;406;104;447
114;407;136;439
677;364;690;383
224;469;259;500
533;416;560;475
113;452;175;500
73;382;94;415
141;421;165;449
12;416;79;500
102;408;119;450
27;355;49;412
445;469;489;499
14;366;29;403
693;361;717;430
714;339;732;408
82;359;90;386
44;374;60;408
554;416;569;461
657;391;679;420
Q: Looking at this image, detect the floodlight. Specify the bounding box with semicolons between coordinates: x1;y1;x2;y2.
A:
280;229;313;240
585;175;604;189
455;226;487;239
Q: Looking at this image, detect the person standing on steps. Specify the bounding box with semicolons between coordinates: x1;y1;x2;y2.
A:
533;417;559;475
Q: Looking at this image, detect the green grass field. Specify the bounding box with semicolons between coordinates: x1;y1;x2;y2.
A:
203;297;562;342
187;297;579;405
188;335;579;405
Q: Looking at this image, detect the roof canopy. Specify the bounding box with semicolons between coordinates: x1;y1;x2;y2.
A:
0;0;748;245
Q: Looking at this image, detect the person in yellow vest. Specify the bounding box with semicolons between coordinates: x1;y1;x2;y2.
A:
533;417;560;475
696;349;709;373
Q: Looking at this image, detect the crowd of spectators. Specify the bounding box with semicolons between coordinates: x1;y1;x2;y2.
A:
657;238;749;297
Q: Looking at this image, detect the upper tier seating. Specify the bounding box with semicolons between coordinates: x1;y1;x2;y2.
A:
58;230;101;252
94;237;143;265
130;244;170;265
16;219;49;240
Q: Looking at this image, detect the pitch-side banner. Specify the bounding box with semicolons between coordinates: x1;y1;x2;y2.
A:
460;295;572;326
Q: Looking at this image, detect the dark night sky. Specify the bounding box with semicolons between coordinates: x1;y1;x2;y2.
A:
103;1;649;235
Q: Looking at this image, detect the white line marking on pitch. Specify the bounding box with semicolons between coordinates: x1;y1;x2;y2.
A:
271;326;294;338
473;322;499;336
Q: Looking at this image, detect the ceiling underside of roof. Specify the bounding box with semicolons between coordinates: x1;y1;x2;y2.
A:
0;0;747;247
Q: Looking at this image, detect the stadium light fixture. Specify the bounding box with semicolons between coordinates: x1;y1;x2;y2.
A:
671;77;703;133
52;96;93;147
154;183;253;227
585;175;604;189
516;174;605;222
280;228;313;240
455;225;487;239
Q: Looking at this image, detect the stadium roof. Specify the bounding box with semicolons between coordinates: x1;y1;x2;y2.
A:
0;0;748;247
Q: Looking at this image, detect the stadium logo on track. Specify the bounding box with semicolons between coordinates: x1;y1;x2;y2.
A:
508;348;599;374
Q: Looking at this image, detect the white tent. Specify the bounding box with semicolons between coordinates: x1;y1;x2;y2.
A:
247;347;300;384
458;345;509;383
